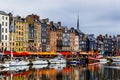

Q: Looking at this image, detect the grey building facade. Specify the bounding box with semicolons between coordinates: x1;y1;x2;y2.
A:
62;27;70;51
103;35;116;56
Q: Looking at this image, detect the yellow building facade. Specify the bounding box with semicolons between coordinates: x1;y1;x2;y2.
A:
9;17;29;52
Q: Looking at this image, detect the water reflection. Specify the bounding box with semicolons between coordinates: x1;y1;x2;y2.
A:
1;62;120;80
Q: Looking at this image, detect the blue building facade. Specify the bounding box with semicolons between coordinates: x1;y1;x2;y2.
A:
41;19;48;52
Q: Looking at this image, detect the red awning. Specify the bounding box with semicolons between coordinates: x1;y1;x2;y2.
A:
4;51;29;56
4;51;18;56
20;52;29;56
60;52;72;55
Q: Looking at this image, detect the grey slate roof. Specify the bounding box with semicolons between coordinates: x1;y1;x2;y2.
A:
0;10;8;15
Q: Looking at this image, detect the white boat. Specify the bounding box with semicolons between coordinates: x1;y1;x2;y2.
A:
2;59;29;68
32;64;48;69
99;59;108;63
111;57;120;62
32;58;48;65
49;56;66;64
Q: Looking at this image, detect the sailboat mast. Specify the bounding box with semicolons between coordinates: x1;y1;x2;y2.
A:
11;19;14;61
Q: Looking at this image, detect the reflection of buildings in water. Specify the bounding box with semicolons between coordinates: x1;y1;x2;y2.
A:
74;69;79;80
103;66;120;80
49;63;66;70
0;69;31;80
1;64;115;80
61;65;88;80
0;65;87;80
87;63;101;80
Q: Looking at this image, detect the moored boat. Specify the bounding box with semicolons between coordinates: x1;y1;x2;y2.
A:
1;58;29;68
98;58;108;63
49;56;66;64
111;57;120;62
32;64;48;69
68;59;85;64
32;58;48;65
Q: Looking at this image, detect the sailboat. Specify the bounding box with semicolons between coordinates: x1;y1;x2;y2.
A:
1;19;29;68
32;28;48;65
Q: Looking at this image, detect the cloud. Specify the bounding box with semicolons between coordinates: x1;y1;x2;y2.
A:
0;0;120;36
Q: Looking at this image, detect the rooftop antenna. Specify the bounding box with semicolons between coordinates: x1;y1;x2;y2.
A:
77;11;79;30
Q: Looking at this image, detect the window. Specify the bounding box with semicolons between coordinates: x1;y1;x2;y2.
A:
16;43;18;46
5;29;7;33
5;43;7;46
6;17;7;20
5;35;7;40
5;22;7;26
2;28;4;32
2;35;4;40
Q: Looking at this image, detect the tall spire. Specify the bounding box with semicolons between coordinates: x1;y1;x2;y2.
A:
77;12;79;30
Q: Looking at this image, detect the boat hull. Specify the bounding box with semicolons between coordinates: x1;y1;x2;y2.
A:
32;60;48;65
49;58;66;64
2;61;29;68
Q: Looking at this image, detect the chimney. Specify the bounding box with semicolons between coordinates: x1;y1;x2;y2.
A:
45;18;49;22
50;21;53;25
58;21;61;26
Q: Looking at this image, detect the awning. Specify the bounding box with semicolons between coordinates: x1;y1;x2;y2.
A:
4;51;29;56
4;51;57;56
4;51;18;56
60;52;72;56
38;52;56;55
27;52;37;55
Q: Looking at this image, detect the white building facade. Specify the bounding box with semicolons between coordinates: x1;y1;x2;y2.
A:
0;11;9;51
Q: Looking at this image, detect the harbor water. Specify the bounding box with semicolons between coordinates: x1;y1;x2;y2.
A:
0;62;120;80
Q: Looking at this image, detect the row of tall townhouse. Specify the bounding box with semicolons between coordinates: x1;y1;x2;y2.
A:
0;11;86;52
1;10;120;55
8;13;82;52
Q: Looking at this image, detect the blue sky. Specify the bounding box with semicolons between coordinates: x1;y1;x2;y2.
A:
0;0;120;36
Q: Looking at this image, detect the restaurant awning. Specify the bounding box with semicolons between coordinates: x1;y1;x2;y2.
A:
60;52;72;56
38;52;56;55
4;51;29;56
3;51;57;56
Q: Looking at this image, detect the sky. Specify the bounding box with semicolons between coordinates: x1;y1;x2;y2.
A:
0;0;120;36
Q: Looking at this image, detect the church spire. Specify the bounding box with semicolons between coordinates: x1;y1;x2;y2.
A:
77;12;79;30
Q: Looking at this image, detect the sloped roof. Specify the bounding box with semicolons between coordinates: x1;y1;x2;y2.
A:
0;10;8;15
